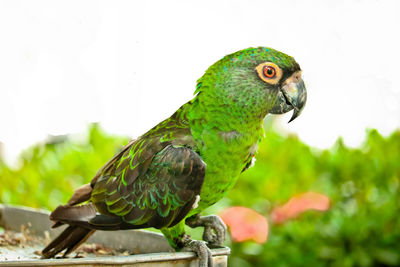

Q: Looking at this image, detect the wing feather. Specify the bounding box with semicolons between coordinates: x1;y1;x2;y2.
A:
91;136;205;229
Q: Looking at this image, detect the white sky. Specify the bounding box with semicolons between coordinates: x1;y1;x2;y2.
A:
0;0;399;162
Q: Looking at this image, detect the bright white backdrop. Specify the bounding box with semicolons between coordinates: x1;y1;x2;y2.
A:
1;0;399;161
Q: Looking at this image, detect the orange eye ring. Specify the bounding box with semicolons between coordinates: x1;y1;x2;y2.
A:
263;66;276;78
255;62;282;85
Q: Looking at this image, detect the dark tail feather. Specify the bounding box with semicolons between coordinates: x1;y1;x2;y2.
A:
41;225;95;259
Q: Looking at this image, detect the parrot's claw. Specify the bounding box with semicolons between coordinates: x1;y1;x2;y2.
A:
186;214;227;247
182;238;213;267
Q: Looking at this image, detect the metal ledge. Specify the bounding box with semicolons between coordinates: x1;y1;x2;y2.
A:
0;204;230;266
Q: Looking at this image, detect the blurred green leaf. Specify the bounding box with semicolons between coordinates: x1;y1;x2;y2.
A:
1;124;399;266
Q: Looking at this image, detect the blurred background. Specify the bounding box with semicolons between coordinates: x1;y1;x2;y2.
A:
1;1;400;266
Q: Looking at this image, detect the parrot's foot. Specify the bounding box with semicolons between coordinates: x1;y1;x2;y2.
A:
186;214;227;247
182;236;213;267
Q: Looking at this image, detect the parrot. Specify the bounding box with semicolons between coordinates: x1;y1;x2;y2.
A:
41;47;306;267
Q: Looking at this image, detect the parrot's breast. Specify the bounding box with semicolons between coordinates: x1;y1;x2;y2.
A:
191;127;262;213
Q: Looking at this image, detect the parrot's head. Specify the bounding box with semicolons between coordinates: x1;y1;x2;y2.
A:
196;47;306;122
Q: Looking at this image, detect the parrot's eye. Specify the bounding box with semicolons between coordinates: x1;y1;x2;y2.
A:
263;66;276;78
255;62;282;85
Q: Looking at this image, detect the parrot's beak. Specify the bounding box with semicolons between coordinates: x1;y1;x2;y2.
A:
282;77;307;122
269;71;307;122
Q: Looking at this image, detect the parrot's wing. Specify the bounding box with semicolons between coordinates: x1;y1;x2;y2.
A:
89;142;206;229
43;137;205;258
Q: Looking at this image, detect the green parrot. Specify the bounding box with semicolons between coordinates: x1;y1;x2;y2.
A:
41;47;306;266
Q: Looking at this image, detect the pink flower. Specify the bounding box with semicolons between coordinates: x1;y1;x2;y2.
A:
271;192;330;224
220;206;268;243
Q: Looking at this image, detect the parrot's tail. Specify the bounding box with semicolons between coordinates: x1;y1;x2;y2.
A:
41;225;95;259
41;202;97;258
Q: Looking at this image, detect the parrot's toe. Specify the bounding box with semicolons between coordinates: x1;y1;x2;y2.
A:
202;215;227;247
182;239;213;267
186;214;227;247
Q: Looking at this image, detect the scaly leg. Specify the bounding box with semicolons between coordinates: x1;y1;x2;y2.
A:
186;214;227;247
161;221;213;267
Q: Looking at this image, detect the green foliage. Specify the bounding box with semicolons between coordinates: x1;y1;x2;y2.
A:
0;124;129;209
227;129;400;267
1;124;399;266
